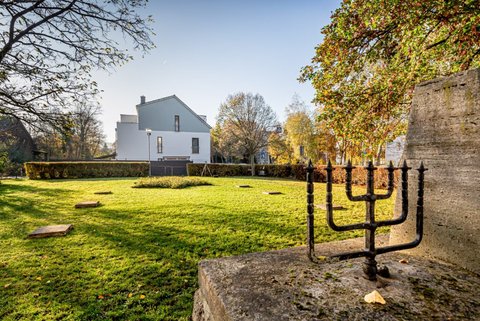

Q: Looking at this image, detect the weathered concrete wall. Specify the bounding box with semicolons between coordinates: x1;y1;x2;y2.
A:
389;69;480;273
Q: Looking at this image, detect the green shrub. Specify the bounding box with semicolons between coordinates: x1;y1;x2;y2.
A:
133;176;212;189
187;163;251;176
24;161;148;179
188;163;399;188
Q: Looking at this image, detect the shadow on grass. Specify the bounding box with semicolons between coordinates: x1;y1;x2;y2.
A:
38;177;139;184
0;182;75;197
3;219;204;320
0;183;78;238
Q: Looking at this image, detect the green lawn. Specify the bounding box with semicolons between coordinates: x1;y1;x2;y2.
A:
0;177;396;320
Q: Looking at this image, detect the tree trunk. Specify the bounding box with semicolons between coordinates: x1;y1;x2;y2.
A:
375;143;383;165
250;154;255;176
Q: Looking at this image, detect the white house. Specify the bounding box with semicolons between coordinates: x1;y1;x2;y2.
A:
116;95;211;163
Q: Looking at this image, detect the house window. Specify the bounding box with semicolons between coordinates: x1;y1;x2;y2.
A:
174;115;180;132
192;137;199;154
299;145;305;157
157;137;163;153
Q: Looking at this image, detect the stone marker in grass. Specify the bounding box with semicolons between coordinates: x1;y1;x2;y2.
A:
316;204;345;210
75;201;100;208
262;191;282;195
94;191;112;195
237;185;251;188
28;224;73;239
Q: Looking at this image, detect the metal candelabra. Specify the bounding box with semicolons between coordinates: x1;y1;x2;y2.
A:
306;159;426;280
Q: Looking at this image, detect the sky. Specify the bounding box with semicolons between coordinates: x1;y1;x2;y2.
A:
94;0;342;143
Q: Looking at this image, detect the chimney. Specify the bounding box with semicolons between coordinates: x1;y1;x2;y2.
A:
140;95;146;104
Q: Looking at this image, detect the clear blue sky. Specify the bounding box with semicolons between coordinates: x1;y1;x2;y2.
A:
94;0;341;143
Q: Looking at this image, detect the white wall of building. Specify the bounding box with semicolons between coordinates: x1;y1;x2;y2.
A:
116;122;210;163
385;135;406;166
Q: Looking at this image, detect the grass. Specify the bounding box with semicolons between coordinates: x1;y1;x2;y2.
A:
0;177;396;320
132;177;211;189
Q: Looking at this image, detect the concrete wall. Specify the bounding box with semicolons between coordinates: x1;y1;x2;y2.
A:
389;69;480;273
120;114;138;123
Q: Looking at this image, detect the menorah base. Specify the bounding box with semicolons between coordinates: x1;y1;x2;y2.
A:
362;258;378;280
360;258;390;280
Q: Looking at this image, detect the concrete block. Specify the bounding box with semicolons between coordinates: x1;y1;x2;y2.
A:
75;201;100;208
28;224;74;238
389;69;480;273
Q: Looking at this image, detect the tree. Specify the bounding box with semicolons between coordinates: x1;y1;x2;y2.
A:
32;100;105;160
0;1;154;127
211;123;242;163
216;92;277;175
70;100;104;159
281;95;336;164
267;131;293;164
300;0;480;163
0;150;9;179
283;95;315;163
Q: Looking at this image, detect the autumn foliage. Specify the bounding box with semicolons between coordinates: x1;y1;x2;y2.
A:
301;0;480;163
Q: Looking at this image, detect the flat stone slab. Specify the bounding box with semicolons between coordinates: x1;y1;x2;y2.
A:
28;224;73;239
236;185;251;188
193;237;480;320
316;204;345;210
75;201;100;208
94;191;112;195
262;191;282;195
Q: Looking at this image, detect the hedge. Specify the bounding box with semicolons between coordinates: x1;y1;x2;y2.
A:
188;163;400;188
24;161;148;179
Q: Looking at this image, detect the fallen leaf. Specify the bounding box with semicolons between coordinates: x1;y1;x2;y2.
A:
364;290;386;304
128;293;133;298
399;259;409;264
98;295;104;299
36;277;42;281
4;284;11;288
139;294;145;299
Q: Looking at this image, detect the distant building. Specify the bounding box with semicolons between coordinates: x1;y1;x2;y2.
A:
0;117;36;163
385;135;406;165
115;95;211;163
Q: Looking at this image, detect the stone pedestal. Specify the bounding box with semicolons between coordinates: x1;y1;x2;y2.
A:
389;69;480;273
192;238;480;321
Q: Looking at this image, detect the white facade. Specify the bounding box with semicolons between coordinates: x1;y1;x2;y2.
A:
115;95;211;163
385;135;406;166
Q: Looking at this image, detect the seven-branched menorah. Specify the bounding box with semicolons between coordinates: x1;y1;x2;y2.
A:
306;160;426;280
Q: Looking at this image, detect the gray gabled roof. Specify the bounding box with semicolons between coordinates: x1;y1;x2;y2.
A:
136;95;211;129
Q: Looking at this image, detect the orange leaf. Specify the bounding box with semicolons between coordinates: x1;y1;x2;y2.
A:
364;290;386;304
